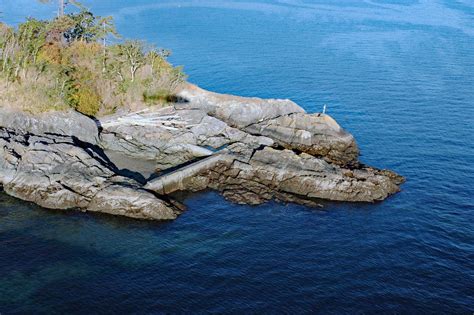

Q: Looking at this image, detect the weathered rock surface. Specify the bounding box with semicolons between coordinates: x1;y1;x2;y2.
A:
0;111;181;220
141;84;403;206
0;108;99;144
99;102;274;171
0;84;404;220
244;113;359;166
177;85;305;128
145;145;403;206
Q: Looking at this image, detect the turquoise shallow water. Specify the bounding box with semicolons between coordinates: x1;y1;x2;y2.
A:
1;0;474;313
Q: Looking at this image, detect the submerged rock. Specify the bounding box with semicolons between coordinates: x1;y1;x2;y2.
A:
0;84;404;220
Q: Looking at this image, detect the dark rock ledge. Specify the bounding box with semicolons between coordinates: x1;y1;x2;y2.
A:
0;84;404;220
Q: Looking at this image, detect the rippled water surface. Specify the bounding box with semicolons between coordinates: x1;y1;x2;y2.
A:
1;0;474;313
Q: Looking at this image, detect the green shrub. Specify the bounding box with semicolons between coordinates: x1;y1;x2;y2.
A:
143;90;176;105
70;86;101;116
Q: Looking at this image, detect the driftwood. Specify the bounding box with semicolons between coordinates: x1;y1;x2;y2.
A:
101;110;194;129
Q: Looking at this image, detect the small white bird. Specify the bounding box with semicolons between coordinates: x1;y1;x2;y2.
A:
323;104;327;114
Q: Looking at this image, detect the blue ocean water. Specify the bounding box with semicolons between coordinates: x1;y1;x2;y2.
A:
1;0;474;313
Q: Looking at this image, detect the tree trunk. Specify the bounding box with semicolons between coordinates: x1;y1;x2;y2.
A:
58;0;65;17
131;66;136;82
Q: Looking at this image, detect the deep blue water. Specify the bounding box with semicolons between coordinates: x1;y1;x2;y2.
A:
1;0;474;313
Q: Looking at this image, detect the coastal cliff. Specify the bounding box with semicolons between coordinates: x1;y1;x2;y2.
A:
0;84;404;220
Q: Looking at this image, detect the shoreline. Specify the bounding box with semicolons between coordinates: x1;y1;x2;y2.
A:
0;84;404;220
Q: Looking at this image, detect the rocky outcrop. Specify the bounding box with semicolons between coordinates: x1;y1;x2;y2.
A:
114;85;403;206
0;109;99;144
244;113;359;166
145;144;403;206
0;84;404;220
177;85;305;129
0;111;181;220
99;103;274;171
